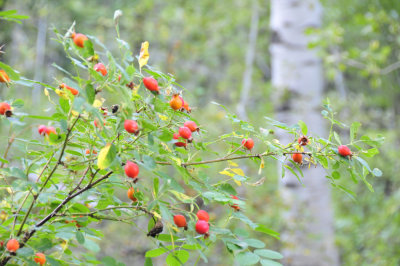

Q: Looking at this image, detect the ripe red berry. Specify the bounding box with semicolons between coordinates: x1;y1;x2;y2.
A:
143;77;159;92
60;83;79;95
124;161;139;179
173;133;187;147
34;252;46;265
94;63;107;76
183;121;198;132
0;102;11;115
170;95;183;110
292;153;303;164
124;120;139;134
127;187;138;202
0;70;10;83
179;127;192;140
73;33;88;48
38;125;47;135
242;138;254;150
195;220;209;235
173;215;187;229
6;239;19;252
230;195;240;211
196;210;209;222
45;126;57;136
338;145;352;157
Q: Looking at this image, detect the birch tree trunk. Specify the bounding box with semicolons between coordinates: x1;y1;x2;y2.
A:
270;1;339;265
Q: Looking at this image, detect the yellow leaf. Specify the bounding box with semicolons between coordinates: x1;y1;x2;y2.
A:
161;142;172;152
231;168;245;176
139;41;150;69
172;157;182;166
170;190;192;202
234;179;242;186
71;110;79;117
153;211;161;220
158;114;168;121
228;161;238;167
97;143;117;170
55;89;68;99
219;169;234;177
258;157;265;175
93;98;104;108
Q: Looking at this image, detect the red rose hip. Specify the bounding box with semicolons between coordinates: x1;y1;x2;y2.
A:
292;153;303;164
124;120;139;134
0;102;11;115
6;239;19;252
34;252;46;265
230;195;240;211
195;220;209;235
173;215;188;230
196;210;209;222
179;127;192;140
184;121;198;132
242;138;254;150
94;63;107;76
143;77;159;92
38;125;47;135
124;161;139;179
173;133;187;147
338;145;352;157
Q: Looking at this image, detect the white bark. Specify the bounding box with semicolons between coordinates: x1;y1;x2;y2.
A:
237;0;259;120
270;1;339;265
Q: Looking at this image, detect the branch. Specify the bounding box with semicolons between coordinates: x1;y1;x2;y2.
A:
0;170;114;265
16;115;80;237
156;151;320;167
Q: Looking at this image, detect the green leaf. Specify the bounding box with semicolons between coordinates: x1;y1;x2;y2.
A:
236;252;260;265
97;143;117;170
244;239;265;248
260;259;283;266
145;246;172;258
372;168;382;177
76;231;85;244
85;83;95;104
331;171;340;179
355;156;372;172
254;249;283;259
0;61;20;80
297;120;308;135
166;250;189;266
350;122;361;142
255;224;280;239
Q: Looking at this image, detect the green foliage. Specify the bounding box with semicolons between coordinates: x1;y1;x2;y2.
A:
0;10;382;266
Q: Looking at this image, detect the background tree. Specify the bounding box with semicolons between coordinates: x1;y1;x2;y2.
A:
270;0;338;265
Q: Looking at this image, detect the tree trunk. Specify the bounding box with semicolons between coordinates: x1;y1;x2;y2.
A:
270;1;339;265
236;0;259;120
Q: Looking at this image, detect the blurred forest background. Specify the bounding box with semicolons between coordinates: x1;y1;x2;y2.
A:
1;0;399;265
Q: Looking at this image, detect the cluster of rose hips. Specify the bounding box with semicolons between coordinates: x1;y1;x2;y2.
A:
70;32;108;76
173;210;210;237
141;76;191;112
173;121;199;148
291;135;353;164
1;239;45;265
